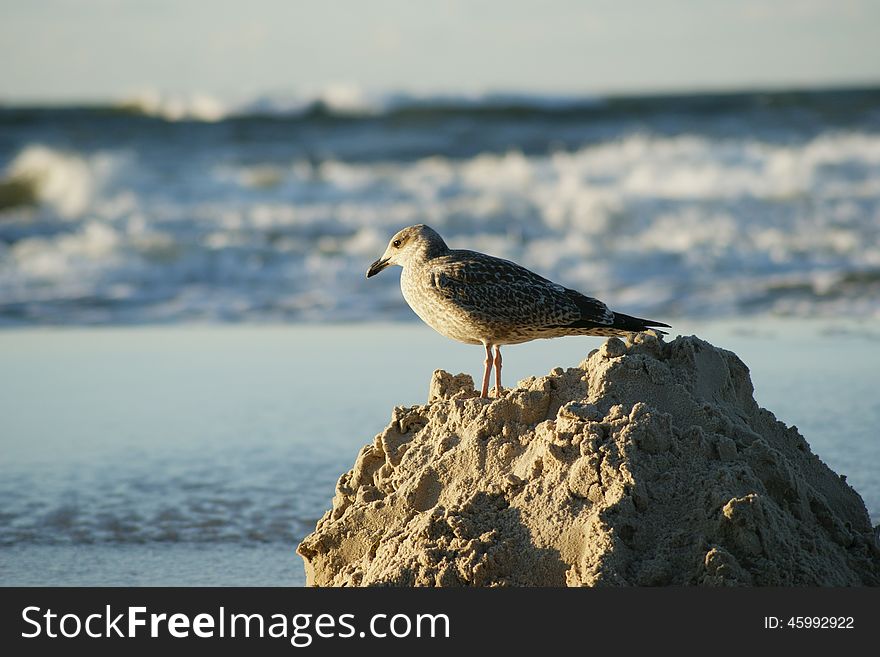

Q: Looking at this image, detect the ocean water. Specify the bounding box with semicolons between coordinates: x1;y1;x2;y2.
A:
2;87;880;325
0;321;877;586
1;87;878;586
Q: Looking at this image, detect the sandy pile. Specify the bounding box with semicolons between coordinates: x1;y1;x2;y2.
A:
298;335;879;586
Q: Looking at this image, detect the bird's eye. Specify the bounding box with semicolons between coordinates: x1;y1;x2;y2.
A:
392;239;401;248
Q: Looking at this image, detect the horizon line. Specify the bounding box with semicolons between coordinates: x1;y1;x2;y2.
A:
3;77;880;109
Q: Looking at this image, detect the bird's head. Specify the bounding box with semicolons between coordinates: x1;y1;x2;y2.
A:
366;224;448;278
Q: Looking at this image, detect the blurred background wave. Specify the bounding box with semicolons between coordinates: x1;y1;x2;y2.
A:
2;86;880;325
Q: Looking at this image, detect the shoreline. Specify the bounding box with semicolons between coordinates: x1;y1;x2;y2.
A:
1;319;877;586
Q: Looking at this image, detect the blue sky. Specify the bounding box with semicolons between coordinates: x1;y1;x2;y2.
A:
1;0;878;102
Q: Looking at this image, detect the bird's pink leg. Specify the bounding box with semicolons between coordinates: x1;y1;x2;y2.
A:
480;343;493;398
493;345;503;397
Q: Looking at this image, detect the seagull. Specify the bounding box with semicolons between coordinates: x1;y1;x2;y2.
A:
366;224;670;399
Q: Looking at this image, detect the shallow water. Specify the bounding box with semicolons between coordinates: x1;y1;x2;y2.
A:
0;320;877;585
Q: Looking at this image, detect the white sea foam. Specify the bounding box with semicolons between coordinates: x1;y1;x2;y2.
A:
1;129;879;323
115;86;389;121
113;86;607;121
4;145;126;218
117;90;230;122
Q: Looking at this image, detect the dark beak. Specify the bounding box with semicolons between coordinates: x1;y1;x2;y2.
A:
366;257;390;278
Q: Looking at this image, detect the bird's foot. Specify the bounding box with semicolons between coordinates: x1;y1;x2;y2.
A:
475;388;504;400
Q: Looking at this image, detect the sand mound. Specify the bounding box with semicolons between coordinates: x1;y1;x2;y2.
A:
298;335;879;586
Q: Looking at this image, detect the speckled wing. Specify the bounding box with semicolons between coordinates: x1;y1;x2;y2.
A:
427;250;614;333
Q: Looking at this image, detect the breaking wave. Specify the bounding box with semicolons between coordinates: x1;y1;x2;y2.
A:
1;87;880;324
112;86;607;122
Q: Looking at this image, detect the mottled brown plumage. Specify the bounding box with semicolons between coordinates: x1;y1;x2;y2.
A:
367;224;670;397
